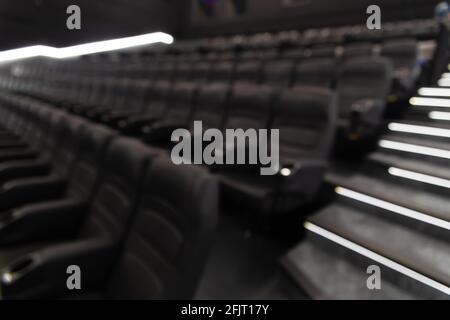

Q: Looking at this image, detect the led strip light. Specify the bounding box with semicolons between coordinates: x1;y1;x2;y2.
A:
335;186;450;230
409;97;450;108
388;167;450;189
304;222;450;296
418;87;450;97
0;32;174;63
429;111;450;121
388;122;450;138
379;139;450;160
438;78;450;87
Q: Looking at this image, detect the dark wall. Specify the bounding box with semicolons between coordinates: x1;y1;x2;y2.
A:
183;0;441;37
0;0;184;50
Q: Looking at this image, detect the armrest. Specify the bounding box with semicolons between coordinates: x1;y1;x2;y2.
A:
101;110;140;123
277;159;328;198
0;175;66;211
0;158;51;183
0;148;37;162
0;138;27;149
349;99;385;137
0;197;88;245
142;121;187;144
350;99;385;125
0;238;118;299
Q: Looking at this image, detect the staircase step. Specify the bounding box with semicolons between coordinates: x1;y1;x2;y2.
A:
377;134;450;165
365;152;450;196
281;227;446;299
309;204;450;292
386;120;450;142
326;173;450;224
368;152;450;181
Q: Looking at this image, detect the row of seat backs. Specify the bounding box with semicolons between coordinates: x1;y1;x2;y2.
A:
143;19;437;55
0;97;218;299
15;53;396;107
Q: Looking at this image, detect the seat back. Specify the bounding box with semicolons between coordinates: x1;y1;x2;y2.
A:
162;82;197;124
66;123;116;201
209;61;234;84
106;156;218;299
225;84;273;130
261;60;295;89
381;38;418;71
294;58;336;88
142;81;171;117
190;83;229;131
78;138;159;242
342;42;373;59
272;86;336;160
190;62;210;83
336;57;392;118
234;61;262;85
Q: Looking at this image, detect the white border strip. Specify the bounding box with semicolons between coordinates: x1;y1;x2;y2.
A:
388;167;450;189
335;186;450;231
429;111;450;121
379;139;450;160
418;87;450;97
409;97;450;108
387;122;450;138
304;222;450;296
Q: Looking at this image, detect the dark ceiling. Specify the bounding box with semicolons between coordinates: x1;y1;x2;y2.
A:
0;0;186;50
0;0;442;51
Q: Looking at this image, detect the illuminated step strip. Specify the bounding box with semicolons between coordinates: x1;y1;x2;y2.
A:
304;222;450;296
335;186;450;230
429;111;450;121
388;167;450;189
379;139;450;160
409;97;450;108
439;78;450;87
388;122;450;138
418;87;450;97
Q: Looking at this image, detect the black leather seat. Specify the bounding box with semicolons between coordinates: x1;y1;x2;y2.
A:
342;42;373;60
209;61;234;84
234;61;262;85
336;57;392;141
118;81;171;135
141;82;197;145
0;137;159;299
219;86;335;215
0;151;218;300
261;60;295;90
0;122;116;245
381;38;418;99
293;58;336;88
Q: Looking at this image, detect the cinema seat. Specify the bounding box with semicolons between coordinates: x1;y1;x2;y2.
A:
0;153;217;300
0;137;158;297
141;82;197;145
381;38;418;99
234;61;263;85
219;86;335;215
118;81;171;135
336;57;392;142
0;122;116;245
261;60;295;90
